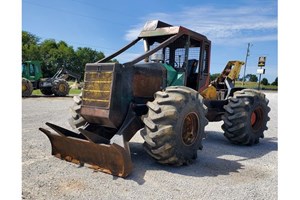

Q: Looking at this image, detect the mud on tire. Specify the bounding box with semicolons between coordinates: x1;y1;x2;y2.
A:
22;78;33;97
140;86;208;166
222;89;271;145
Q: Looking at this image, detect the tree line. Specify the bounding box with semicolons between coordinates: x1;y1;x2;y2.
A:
210;73;278;86
23;31;278;86
22;31;112;80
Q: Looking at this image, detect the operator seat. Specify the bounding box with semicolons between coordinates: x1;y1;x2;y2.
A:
186;59;198;90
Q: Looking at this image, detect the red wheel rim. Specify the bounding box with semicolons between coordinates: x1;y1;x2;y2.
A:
250;106;264;131
251;112;257;126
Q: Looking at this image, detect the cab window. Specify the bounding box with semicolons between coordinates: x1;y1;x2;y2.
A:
22;63;26;75
29;64;35;76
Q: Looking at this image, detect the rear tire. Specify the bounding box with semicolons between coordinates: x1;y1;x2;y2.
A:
52;79;70;96
140;86;208;166
40;87;53;95
22;78;33;97
222;89;270;145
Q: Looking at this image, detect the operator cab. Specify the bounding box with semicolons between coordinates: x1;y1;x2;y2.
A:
98;20;211;92
142;32;211;92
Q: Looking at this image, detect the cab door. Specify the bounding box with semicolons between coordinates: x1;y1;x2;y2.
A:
198;42;211;93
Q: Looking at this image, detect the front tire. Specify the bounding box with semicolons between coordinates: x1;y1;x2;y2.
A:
140;86;208;166
222;89;270;145
52;79;70;96
40;87;53;95
22;78;33;97
68;92;116;141
68;92;87;129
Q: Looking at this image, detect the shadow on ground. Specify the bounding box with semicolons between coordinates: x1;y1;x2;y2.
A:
125;131;277;185
22;95;74;98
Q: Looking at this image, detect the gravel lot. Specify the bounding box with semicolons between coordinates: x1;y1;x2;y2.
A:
22;92;278;200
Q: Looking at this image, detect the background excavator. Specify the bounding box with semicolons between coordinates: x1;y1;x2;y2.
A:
39;20;270;177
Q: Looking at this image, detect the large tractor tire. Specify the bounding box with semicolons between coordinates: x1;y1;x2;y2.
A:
68;92;87;129
68;92;116;140
140;86;208;166
52;79;70;97
40;87;53;95
22;78;33;97
222;89;270;145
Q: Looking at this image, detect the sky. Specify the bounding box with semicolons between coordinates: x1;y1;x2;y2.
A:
22;0;278;82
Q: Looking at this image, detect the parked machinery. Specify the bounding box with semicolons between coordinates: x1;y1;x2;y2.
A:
22;61;81;97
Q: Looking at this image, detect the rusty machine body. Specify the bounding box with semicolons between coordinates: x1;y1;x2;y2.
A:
40;20;270;177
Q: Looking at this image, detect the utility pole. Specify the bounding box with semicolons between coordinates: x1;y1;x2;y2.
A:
242;43;251;86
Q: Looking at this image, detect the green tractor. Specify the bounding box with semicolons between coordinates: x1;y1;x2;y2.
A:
39;20;270;177
22;61;81;97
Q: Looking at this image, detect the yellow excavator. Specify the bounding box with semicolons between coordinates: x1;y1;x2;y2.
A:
201;61;245;100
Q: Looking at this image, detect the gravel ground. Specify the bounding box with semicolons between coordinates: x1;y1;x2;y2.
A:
22;92;278;200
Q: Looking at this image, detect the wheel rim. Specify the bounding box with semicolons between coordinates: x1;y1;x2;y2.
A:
182;113;199;146
250;106;264;131
22;84;27;92
59;84;66;92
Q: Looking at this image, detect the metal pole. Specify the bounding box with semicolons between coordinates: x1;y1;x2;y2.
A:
242;43;251;86
258;73;262;90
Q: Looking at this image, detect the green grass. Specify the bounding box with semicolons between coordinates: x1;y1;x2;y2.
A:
32;88;81;95
32;81;82;95
234;81;278;90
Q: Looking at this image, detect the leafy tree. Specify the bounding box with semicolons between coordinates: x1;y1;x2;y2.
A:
271;77;278;86
39;39;77;77
261;78;269;85
22;31;40;46
111;58;118;63
22;31;109;81
210;73;220;81
22;31;41;61
74;47;105;78
246;74;258;82
54;41;76;70
39;39;59;77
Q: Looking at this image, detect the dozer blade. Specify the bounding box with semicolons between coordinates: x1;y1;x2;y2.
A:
39;122;133;178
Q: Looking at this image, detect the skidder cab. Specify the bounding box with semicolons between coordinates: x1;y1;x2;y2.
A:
40;20;270;177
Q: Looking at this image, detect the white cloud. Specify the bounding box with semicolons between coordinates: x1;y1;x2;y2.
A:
124;25;142;41
124;4;277;45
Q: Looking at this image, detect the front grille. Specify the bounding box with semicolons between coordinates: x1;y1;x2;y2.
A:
82;71;113;108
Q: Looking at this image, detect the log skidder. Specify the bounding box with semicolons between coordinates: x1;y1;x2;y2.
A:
222;89;270;145
39;20;271;178
22;61;80;97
